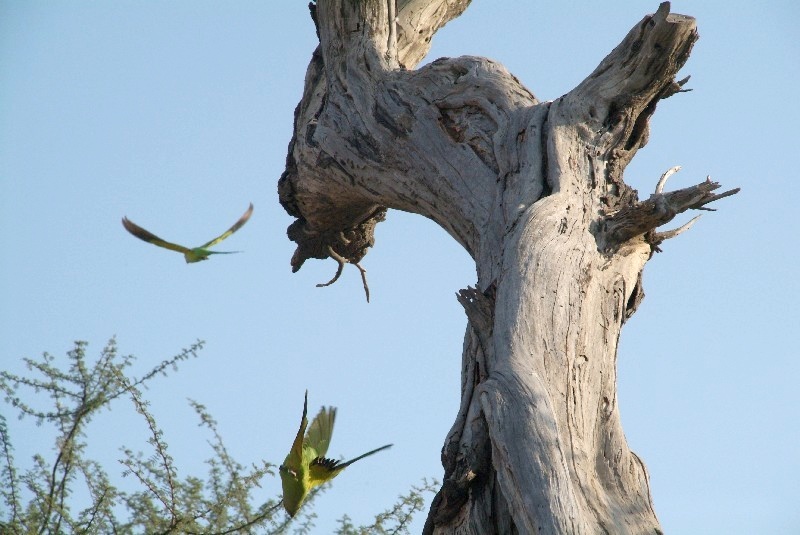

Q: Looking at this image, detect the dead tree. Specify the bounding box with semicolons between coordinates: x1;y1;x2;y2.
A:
278;1;738;532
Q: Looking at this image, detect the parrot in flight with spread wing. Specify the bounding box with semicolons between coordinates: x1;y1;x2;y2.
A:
121;203;253;263
279;391;392;517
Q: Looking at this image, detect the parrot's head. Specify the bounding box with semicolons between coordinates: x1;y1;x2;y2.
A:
279;463;306;517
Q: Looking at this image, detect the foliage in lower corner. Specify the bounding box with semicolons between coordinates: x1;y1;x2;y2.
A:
0;338;286;534
0;338;436;534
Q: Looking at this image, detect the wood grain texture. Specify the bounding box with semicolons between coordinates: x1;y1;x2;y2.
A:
279;1;738;533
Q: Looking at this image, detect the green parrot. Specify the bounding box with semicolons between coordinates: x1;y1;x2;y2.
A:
279;391;392;517
122;203;253;263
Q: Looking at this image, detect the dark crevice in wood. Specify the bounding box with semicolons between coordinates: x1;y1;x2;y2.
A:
540;102;553;197
623;271;645;322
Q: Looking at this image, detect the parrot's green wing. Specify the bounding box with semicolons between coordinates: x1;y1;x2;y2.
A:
199;203;254;249
122;217;192;255
305;406;336;459
279;390;312;517
287;390;309;467
308;443;393;485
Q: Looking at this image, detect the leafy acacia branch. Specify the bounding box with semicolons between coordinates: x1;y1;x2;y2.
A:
0;339;435;534
0;338;204;423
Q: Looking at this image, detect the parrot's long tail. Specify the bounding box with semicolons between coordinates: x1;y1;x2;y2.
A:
340;444;393;468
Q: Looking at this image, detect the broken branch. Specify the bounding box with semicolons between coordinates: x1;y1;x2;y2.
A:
599;170;740;252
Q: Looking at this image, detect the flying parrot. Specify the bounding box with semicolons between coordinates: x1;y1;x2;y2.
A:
121;203;253;263
279;391;392;517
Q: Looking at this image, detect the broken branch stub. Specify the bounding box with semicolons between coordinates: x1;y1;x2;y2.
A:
598;169;740;253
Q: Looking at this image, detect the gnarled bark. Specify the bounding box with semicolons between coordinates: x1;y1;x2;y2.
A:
278;2;738;533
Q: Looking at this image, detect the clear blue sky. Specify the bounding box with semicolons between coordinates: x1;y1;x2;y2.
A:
1;1;798;533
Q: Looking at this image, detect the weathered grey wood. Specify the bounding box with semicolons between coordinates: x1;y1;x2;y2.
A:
279;1;738;532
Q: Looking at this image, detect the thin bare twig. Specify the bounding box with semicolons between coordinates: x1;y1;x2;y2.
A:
316;246;371;302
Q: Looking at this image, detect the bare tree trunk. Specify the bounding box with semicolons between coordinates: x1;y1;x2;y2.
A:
278;1;738;533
